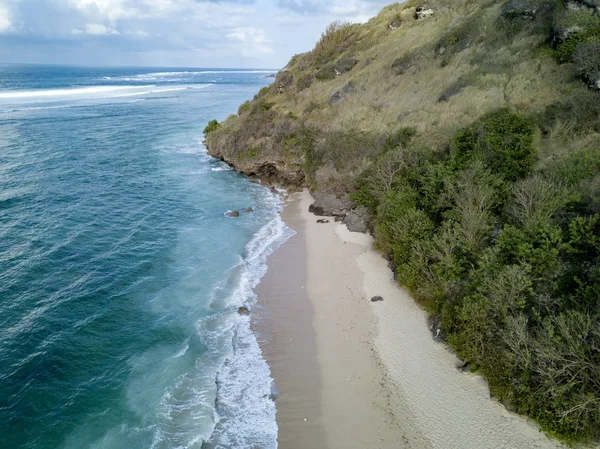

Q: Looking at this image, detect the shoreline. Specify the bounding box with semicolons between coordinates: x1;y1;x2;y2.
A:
256;189;567;449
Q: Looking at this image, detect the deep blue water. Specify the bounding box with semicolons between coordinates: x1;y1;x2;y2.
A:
0;64;289;449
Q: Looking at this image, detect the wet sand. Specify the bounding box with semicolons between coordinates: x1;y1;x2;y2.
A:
256;190;566;449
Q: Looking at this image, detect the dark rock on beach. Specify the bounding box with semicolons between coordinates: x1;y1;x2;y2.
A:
371;296;384;302
429;314;446;341
344;206;370;233
308;193;353;217
317;219;330;224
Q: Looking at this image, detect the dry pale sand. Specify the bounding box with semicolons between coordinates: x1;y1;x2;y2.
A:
257;189;566;449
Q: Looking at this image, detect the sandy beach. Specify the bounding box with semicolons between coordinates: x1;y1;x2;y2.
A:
257;190;566;449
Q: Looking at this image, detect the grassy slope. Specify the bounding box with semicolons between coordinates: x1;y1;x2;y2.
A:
206;0;600;444
207;0;598;191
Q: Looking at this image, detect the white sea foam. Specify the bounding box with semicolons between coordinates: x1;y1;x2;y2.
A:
204;192;294;449
0;84;212;104
104;70;277;82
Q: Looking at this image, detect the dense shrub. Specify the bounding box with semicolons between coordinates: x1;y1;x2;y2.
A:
313;21;356;64
574;39;600;86
539;88;600;133
555;32;587;62
355;108;600;442
203;119;220;134
296;74;314;91
452;109;536;181
238;100;251;115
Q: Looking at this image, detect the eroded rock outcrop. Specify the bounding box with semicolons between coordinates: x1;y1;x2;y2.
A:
334;57;358;75
308;193;354;217
415;5;434;19
343;206;370;233
501;0;540;20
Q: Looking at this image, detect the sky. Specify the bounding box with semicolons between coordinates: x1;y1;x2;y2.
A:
0;0;393;68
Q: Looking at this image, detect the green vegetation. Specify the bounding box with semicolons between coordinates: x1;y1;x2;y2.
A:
238;100;251;115
355;116;600;442
203;119;220;134
574;39;600;86
313;20;357;64
205;0;600;441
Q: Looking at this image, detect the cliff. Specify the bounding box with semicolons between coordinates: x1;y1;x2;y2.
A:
206;0;600;443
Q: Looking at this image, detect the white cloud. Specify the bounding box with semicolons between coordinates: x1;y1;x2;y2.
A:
125;29;149;38
0;2;11;33
226;26;272;57
71;23;120;35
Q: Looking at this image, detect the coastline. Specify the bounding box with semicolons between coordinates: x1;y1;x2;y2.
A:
257;189;567;449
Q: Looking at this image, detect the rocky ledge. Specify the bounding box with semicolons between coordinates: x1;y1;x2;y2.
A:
206;142;305;188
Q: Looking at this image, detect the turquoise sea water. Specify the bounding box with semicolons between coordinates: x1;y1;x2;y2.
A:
0;65;290;449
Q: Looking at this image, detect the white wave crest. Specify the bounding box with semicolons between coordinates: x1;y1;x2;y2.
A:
0;84;213;104
104;70;277;82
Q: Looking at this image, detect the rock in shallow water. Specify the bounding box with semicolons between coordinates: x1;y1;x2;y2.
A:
226;211;240;217
238;306;250;315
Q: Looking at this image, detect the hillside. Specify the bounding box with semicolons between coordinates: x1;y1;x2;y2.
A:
205;0;600;443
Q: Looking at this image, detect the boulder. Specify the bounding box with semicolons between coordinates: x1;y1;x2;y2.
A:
389;16;403;30
371;296;384;302
334;57;358;75
276;71;294;87
501;0;539;20
317;219;330;224
342;81;357;94
276;71;294;94
329;91;343;105
227;211;240;217
438;85;465;102
238;306;250;315
343;206;370;233
330;82;356;105
429;314;446;341
308;193;354;217
246;207;254;213
414;6;434;19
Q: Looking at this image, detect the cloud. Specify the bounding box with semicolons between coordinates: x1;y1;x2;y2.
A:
226;26;272;57
68;0;136;21
0;0;388;67
277;0;322;14
277;0;388;20
71;23;120;35
0;2;11;33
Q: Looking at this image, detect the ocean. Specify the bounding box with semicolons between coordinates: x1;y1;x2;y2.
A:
0;64;292;449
